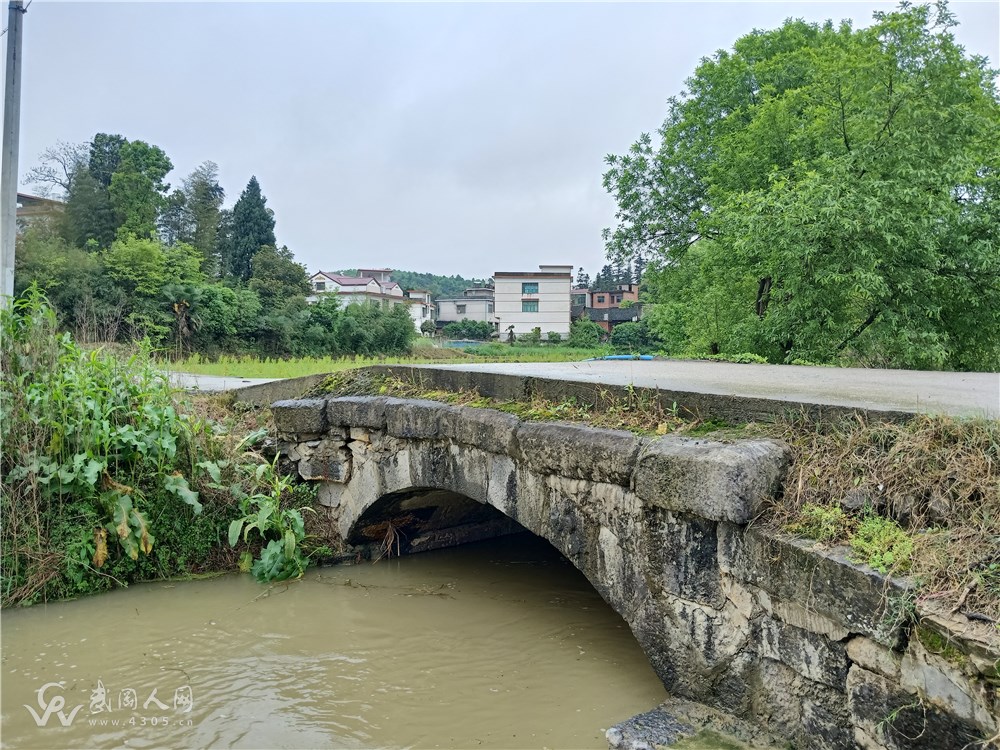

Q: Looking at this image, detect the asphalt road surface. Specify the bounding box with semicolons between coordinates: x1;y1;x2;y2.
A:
414;360;999;419
168;372;279;393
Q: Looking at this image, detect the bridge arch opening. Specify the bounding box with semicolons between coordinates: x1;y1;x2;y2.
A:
347;486;529;559
341;487;670;747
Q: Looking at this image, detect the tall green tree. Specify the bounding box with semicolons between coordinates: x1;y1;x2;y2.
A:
62;169;117;249
109;140;173;239
88;133;127;187
603;2;1000;370
228;176;276;281
58;133;126;249
183;161;225;274
158;189;191;246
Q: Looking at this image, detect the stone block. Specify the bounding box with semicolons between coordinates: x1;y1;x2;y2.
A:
757;616;849;689
770;598;850;642
277;440;302;462
271;398;327;436
633;437;789;524
606;708;694;750
719;524;912;648
900;640;997;731
514;421;640;486
317;482;351;509
632;592;753;702
410;440;454;485
440;406;519;455
447;445;491;506
325;396;388;430
299;442;351;483
485;454;518;517
543;493;594;570
755;658;853;749
643;507;724;608
846;636;901;680
916;605;1000;685
847;665;990;750
386;398;457;439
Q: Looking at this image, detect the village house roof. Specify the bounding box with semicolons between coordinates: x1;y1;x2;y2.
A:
313;272;379;286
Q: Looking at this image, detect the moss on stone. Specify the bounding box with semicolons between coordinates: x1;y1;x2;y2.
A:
916;624;970;669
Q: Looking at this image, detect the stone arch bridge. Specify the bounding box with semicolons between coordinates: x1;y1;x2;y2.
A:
274;395;998;750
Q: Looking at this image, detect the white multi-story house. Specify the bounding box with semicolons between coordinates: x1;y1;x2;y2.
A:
405;289;436;332
493;264;573;339
436;287;495;326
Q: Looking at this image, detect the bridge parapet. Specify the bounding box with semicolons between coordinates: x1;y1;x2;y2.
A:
273;395;1000;750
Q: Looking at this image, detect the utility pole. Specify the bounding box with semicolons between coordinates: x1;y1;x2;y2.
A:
1;0;26;308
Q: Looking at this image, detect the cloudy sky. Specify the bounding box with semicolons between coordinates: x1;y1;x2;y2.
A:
10;1;999;279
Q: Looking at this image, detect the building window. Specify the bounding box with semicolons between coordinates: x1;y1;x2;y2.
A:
488;303;494;313
314;282;326;292
521;282;539;294
522;300;539;313
597;295;606;303
456;304;466;314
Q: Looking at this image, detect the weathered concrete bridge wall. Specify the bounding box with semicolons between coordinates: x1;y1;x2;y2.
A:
274;396;999;750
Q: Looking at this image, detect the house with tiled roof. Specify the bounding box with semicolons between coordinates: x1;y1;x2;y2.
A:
308;269;432;331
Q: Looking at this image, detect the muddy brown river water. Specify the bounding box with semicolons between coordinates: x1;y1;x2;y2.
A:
1;535;671;749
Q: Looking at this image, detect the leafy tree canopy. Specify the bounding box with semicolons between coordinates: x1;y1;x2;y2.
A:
248;245;310;310
603;1;1000;370
109;141;173;239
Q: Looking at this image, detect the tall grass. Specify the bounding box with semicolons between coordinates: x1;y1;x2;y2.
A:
170;343;612;379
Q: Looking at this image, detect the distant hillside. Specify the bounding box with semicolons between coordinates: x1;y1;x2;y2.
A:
335;270;489;299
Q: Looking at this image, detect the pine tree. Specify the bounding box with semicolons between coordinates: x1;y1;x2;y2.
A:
228;176;276;282
591;264;614;291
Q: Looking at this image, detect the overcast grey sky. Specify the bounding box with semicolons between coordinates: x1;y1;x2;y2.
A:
9;1;999;279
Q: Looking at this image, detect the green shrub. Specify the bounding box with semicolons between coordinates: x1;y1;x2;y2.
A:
520;327;542;344
227;459;322;582
704;352;769;364
569;320;604;348
610;321;650;351
850;514;914;573
547;331;562;343
442;319;492;340
785;503;851;542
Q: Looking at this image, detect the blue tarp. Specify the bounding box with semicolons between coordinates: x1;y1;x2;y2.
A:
585;354;655;361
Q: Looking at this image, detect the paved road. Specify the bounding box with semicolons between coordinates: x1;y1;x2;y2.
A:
415;360;1000;419
168;372;280;393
